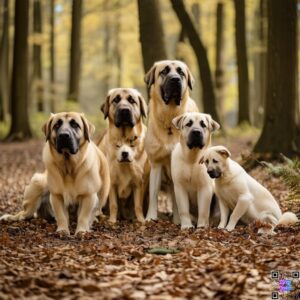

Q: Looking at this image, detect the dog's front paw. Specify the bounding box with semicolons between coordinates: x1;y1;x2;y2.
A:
108;217;117;224
225;224;235;232
55;228;70;238
181;223;194;230
218;222;226;229
0;212;25;222
145;212;158;221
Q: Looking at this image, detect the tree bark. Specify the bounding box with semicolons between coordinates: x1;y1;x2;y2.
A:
33;0;44;112
137;0;167;73
68;0;82;102
0;0;9;122
6;0;32;140
50;0;55;112
254;0;298;156
171;0;220;124
234;0;250;125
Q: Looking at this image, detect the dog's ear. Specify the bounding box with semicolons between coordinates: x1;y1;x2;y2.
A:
206;115;220;132
144;65;156;88
187;68;194;90
138;94;148;118
42;113;55;141
217;147;231;158
100;95;110;119
199;155;205;164
80;114;95;142
172;114;186;130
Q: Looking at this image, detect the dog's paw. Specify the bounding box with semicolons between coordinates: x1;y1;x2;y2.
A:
218;223;226;229
181;223;194;230
0;213;25;222
55;229;70;239
108;217;117;224
225;224;235;232
137;217;145;224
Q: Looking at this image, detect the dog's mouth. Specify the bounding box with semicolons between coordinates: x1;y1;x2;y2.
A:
115;109;135;128
207;170;221;179
118;158;132;163
56;137;79;155
161;80;182;105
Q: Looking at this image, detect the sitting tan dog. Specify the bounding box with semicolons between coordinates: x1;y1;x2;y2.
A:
1;113;110;235
171;112;220;229
202;145;298;231
99;88;149;223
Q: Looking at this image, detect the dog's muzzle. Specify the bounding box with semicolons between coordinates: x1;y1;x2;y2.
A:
207;169;221;179
56;130;79;155
115;108;135;128
187;130;205;149
119;150;131;163
161;76;182;105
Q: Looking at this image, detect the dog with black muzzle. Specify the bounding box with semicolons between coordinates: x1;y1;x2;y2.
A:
201;146;298;232
0;113;110;236
144;60;199;222
171;112;220;229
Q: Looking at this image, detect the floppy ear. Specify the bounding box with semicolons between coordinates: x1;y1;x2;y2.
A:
100;95;110;119
144;65;156;88
80;114;95;142
187;68;194;90
138;94;148;118
217;148;231;158
206;115;220;132
42;113;55;141
199;156;205;164
172;114;186;130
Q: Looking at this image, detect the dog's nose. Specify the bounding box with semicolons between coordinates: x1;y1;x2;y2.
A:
121;151;129;159
59;132;70;139
120;108;130;114
191;130;201;137
170;77;181;83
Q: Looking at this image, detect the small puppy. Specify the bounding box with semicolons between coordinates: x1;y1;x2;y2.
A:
171;112;220;229
202;145;298;231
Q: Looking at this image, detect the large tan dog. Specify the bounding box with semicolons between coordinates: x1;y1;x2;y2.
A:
1;113;110;235
171;112;220;229
99;88;149;223
144;60;198;221
202;145;298;232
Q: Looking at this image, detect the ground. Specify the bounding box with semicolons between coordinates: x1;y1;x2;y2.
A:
0;137;299;300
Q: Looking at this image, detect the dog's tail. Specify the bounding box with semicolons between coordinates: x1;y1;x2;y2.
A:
98;150;111;212
278;211;298;225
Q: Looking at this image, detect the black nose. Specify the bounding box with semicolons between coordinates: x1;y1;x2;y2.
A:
120;108;130;114
170;77;181;83
121;151;128;159
191;130;201;137
58;132;70;139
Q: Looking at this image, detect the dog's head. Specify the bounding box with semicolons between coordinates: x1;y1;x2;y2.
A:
144;60;194;106
200;146;231;179
172;112;220;150
100;88;147;128
42;112;95;155
115;136;139;163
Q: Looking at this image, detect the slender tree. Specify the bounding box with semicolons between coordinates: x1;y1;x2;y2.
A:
171;0;220;124
6;0;32;140
137;0;167;73
50;0;55;112
254;0;298;156
67;0;82;102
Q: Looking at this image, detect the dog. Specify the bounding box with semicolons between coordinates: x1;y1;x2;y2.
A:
1;113;110;235
171;112;220;229
98;88;149;223
144;60;199;221
201;145;298;232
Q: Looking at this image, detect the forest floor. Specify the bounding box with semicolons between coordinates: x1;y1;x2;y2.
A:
0;135;299;300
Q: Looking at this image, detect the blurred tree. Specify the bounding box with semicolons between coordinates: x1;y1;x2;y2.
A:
7;0;32;140
254;0;298;156
33;0;44;112
68;0;82;102
215;2;225;120
137;0;167;73
171;0;220;124
234;0;250;125
50;0;55;112
0;0;9;122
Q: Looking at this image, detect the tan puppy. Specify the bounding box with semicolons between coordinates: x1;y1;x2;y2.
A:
202;146;298;231
144;60;198;221
99;88;149;223
171;112;220;229
1;113;110;235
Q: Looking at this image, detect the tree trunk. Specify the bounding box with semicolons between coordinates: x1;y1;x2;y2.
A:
234;0;250;125
68;0;82;102
50;0;55;112
137;0;167;73
215;2;225;120
171;0;220;124
6;0;32;140
254;0;298;156
0;0;9;122
33;0;43;112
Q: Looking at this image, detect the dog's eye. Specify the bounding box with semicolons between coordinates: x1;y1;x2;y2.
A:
70;119;80;129
176;67;185;77
116;144;121;148
213;159;218;163
200;120;206;128
127;96;136;104
112;95;121;104
205;159;209;164
186;120;193;127
160;66;170;76
54;119;62;130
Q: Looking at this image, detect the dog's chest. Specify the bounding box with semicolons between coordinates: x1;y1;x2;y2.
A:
215;184;238;210
179;163;207;189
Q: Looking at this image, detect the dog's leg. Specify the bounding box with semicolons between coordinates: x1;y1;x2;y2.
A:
0;172;47;222
197;187;213;228
218;199;230;229
50;193;70;234
134;187;145;223
146;165;162;221
76;193;98;234
169;184;180;225
174;184;193;229
109;188;118;223
226;193;252;231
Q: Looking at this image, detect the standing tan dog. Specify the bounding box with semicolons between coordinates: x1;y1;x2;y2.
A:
202;146;298;232
171;112;220;229
1;113;110;235
99;88;149;223
144;60;198;221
